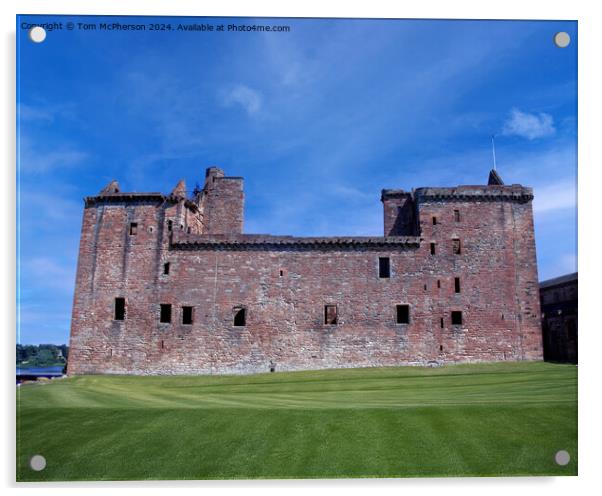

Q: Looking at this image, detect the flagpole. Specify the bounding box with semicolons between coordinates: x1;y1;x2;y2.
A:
491;135;497;171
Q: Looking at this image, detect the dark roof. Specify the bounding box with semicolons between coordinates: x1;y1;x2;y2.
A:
84;193;199;212
414;185;533;203
488;169;504;185
540;272;578;289
381;184;533;203
171;233;421;250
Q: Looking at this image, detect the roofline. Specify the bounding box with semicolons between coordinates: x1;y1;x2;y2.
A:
414;185;533;203
539;272;578;289
381;185;534;203
84;193;199;211
171;234;421;250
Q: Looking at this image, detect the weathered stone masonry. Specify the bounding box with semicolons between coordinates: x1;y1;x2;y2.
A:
67;166;543;375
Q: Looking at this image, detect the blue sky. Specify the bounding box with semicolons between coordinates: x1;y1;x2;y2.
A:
17;16;577;345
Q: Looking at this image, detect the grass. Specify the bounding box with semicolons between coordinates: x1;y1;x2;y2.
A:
16;361;577;481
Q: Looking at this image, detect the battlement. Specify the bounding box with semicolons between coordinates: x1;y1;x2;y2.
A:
170;232;421;250
381;184;533;203
414;185;533;203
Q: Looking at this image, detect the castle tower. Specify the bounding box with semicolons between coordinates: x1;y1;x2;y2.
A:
381;190;416;236
198;167;244;234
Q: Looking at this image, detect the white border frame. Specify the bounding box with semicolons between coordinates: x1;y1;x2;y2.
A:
4;1;599;494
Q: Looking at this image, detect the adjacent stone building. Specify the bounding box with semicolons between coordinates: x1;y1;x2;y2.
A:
67;167;543;375
540;272;578;363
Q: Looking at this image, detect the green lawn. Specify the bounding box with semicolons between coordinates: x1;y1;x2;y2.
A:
16;361;577;481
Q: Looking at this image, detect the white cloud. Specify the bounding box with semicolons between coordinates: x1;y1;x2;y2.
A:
18;136;88;173
21;257;76;293
19;190;82;227
502;108;556;140
532;179;577;215
18;102;77;123
18;104;54;122
221;84;262;115
331;184;373;201
560;253;578;274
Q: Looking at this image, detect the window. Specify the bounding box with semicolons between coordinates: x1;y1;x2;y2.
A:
437;279;441;289
396;304;410;324
279;269;284;277
234;307;246;326
182;306;194;325
161;340;165;349
451;311;463;326
324;305;338;325
160;304;172;323
187;227;191;234
454;277;461;293
129;222;138;235
440;317;444;328
440;345;443;352
379;257;390;278
432;216;437;225
163;262;170;275
430;243;436;255
454;209;461;222
452;238;461;255
114;297;125;321
167;220;173;231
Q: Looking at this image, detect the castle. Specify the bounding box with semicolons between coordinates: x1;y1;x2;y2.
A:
67;167;543;375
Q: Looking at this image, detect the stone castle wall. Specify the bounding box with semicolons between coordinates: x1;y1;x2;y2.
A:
67;168;543;375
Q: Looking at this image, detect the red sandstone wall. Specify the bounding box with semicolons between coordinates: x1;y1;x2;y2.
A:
200;169;244;234
416;199;543;364
382;191;415;236
68;189;542;375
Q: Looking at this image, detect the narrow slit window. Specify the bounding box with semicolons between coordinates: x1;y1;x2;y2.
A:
396;304;410;324
452;238;462;255
440;317;444;328
451;311;463;326
114;297;125;321
440;345;443;352
430;243;436;255
182;306;194;325
129;222;138;235
161;340;165;349
187;226;191;233
378;257;391;278
163;262;170;275
437;279;441;289
454;277;461;293
160;304;172;323
432;216;437;225
454;209;461;222
167;220;173;231
324;305;338;325
279;269;284;277
234;307;246;326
